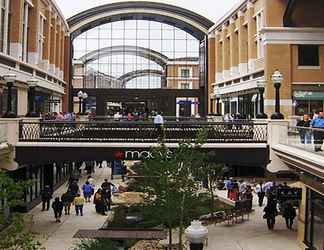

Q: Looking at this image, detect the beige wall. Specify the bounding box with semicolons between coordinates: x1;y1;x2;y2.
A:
292;45;324;83
17;87;28;116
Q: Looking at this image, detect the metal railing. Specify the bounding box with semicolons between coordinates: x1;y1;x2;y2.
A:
0;123;8;143
18;121;268;143
282;126;324;154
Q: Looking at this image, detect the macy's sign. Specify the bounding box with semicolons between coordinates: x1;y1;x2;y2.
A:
114;150;172;160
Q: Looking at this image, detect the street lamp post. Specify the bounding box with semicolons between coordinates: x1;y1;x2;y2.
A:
256;80;268;119
2;73;17;118
77;90;83;114
26;78;38;117
185;220;208;250
82;92;88;114
270;70;284;119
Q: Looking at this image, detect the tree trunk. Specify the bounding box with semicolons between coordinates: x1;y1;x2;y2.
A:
168;226;172;250
178;194;185;250
209;180;215;218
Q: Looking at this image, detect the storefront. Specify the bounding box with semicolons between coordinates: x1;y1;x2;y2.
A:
293;91;324;116
304;189;324;250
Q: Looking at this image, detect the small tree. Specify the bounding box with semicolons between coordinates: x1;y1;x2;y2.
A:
0;170;43;250
139;129;206;250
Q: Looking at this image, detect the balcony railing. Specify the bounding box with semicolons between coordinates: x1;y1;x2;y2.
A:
18;121;268;144
280;126;324;155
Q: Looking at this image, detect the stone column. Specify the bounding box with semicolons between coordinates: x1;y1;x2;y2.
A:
9;0;24;59
49;14;57;75
55;22;61;78
229;18;239;77
222;26;230;79
238;11;248;75
27;0;40;65
208;34;215;114
60;29;65;79
43;8;51;71
215;31;222;81
247;2;257;72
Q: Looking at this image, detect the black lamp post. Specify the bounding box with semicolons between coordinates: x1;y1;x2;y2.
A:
270;70;284;119
215;90;221;116
77;90;83;114
256;80;268;119
82;92;88;114
2;73;17;118
26;78;38;117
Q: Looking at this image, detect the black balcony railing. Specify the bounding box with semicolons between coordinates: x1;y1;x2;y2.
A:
18;121;268;143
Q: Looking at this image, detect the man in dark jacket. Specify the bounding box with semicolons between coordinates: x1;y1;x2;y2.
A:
282;202;296;230
52;197;64;222
61;190;74;215
41;185;53;211
101;179;116;211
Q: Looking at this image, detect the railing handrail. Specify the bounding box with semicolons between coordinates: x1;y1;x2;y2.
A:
20;120;263;126
290;126;324;133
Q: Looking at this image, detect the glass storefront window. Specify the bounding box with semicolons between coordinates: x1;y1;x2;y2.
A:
295;100;323;117
305;189;324;250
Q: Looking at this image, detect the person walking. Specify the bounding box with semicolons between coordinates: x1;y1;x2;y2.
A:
311;111;324;151
256;182;265;207
73;194;85;216
82;181;94;203
243;185;253;211
101;179;116;211
61;190;74;215
41;185;53;211
263;198;278;230
52;197;64;223
282;202;296;230
69;180;80;198
94;189;106;215
154;111;164;140
297;114;311;144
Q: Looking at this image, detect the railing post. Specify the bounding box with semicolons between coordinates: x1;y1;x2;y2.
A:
267;119;290;172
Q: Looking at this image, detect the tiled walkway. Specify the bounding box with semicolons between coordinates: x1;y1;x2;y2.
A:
30;166;115;250
206;190;299;250
29;172;299;250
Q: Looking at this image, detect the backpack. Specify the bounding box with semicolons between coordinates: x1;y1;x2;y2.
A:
83;184;93;194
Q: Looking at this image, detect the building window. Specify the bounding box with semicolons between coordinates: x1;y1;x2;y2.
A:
305;189;324;250
180;68;190;78
298;45;319;66
22;1;29;61
179;82;191;89
0;0;10;54
38;14;45;63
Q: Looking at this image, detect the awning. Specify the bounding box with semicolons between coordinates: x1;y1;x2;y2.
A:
293;91;324;100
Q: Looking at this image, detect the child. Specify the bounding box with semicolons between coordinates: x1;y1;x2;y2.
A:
73;194;85;216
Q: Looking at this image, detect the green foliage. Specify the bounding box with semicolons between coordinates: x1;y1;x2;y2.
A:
72;239;118;250
0;170;43;250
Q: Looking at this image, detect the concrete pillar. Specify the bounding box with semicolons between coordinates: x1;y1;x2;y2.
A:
55;23;61;77
229;18;239;76
208;34;215;114
9;0;24;59
238;11;248;75
266;120;290;173
222;26;230;79
17;88;28;116
27;0;40;65
215;31;222;81
49;14;57;75
247;2;257;72
43;8;52;71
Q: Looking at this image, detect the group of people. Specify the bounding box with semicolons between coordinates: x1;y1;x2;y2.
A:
256;181;297;231
42;112;76;121
224;178;254;210
297;112;324;151
93;179;116;215
41;175;103;223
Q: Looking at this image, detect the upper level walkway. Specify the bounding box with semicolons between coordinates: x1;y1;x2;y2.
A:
10;119;270;165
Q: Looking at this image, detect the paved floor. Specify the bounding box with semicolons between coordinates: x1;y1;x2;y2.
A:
30;166;115;250
206;190;299;250
29;170;299;250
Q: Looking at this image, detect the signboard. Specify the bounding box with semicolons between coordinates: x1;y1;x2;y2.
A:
177;100;200;105
113;150;173;160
